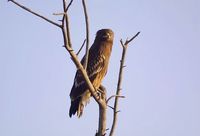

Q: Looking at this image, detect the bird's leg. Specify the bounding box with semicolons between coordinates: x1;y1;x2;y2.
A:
97;85;107;100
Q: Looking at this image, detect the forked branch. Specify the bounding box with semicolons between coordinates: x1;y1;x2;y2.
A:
8;0;61;28
9;1;106;135
76;39;86;56
9;1;139;136
109;32;140;136
61;1;106;136
62;0;73;48
106;95;125;104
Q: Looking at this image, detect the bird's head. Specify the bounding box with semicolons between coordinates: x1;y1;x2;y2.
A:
96;29;114;43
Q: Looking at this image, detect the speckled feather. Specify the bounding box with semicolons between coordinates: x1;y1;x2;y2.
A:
69;29;114;117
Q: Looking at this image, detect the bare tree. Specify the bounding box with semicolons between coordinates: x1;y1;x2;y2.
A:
8;0;140;136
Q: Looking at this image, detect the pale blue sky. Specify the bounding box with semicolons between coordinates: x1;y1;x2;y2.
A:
1;0;200;136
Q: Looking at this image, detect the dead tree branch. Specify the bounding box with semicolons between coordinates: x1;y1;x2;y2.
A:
53;12;66;16
121;32;140;46
76;39;86;56
8;0;61;28
62;0;73;48
82;0;90;70
109;32;140;136
81;1;107;135
60;1;98;102
9;1;138;136
62;1;106;135
106;95;125;104
96;87;107;136
66;0;74;11
9;1;106;135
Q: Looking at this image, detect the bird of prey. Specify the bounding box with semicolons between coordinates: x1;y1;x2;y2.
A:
69;29;114;117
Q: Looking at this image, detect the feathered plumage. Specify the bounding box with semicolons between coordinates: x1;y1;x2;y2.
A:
69;29;114;117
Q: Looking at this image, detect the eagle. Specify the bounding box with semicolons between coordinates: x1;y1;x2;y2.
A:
69;29;114;117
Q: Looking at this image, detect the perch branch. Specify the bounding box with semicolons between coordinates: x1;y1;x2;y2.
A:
60;1;98;102
61;11;103;106
61;1;107;135
62;28;107;136
109;32;140;136
96;87;107;136
8;1;111;135
8;0;61;28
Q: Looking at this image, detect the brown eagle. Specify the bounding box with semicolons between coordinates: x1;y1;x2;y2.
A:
69;29;114;117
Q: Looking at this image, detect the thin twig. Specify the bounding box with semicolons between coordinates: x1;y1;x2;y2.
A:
109;32;140;136
66;0;74;11
53;12;66;16
8;0;61;28
106;95;125;104
125;32;140;45
82;0;90;70
76;39;86;56
107;105;115;110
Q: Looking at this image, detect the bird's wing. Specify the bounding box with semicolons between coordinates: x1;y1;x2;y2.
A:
87;54;105;78
70;54;105;100
74;54;105;88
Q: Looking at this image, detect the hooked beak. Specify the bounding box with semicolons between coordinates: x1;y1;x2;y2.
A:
102;33;111;39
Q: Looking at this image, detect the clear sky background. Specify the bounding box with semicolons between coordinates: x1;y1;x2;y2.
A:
1;0;200;136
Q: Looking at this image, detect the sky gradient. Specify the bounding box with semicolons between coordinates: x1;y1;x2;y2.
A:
1;0;200;136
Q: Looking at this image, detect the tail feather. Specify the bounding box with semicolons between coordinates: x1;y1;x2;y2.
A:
69;97;82;117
